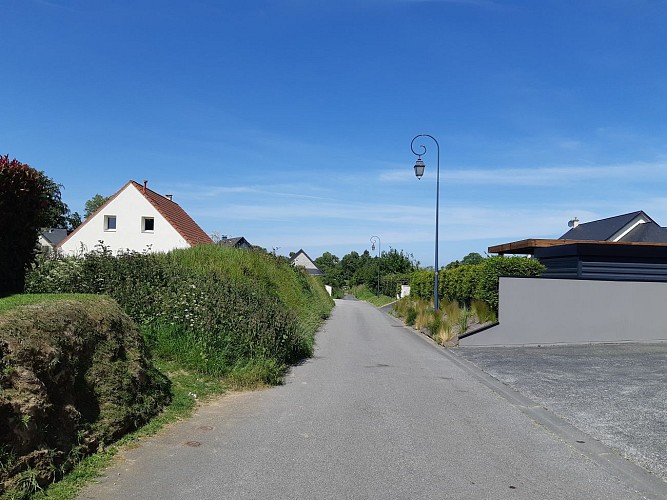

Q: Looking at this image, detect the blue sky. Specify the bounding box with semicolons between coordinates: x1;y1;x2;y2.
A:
3;0;667;267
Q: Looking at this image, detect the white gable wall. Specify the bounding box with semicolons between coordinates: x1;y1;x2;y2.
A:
292;252;318;271
59;184;190;255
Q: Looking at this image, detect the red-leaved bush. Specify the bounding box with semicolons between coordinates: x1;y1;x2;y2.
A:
0;155;55;296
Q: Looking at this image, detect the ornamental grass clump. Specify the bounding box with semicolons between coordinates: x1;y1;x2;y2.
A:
472;299;496;324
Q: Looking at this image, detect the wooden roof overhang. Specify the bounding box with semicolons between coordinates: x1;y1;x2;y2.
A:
489;239;667;256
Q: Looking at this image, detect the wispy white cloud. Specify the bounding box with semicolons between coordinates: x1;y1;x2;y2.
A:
379;159;667;186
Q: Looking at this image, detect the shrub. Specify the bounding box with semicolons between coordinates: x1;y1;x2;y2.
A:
441;263;484;306
472;299;496;324
409;270;435;302
380;272;410;298
405;307;417;326
0;156;59;296
25;245;334;383
475;255;545;312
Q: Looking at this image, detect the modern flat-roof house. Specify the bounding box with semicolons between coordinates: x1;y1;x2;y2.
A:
489;211;667;282
460;211;667;346
57;180;212;255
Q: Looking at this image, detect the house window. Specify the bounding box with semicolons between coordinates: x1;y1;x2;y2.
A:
104;215;117;231
142;217;155;232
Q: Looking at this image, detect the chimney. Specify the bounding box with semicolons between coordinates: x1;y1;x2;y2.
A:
165;194;173;201
143;180;148;193
568;217;579;228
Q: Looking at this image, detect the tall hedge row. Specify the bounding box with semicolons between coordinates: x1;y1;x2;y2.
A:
25;244;334;381
408;256;545;312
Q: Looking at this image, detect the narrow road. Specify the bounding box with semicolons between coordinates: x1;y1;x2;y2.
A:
80;300;659;499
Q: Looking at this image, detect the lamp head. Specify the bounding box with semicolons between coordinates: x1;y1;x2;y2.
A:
371;243;375;251
414;157;425;179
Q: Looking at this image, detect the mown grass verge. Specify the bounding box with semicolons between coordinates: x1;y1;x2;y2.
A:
348;284;396;307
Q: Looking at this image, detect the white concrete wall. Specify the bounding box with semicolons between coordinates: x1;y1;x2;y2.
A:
460;277;667;346
59;184;190;255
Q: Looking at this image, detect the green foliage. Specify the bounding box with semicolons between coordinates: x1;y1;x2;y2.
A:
380;272;410;298
471;300;497;324
406;307;417;326
315;248;417;295
349;284;395;307
0;156;55;296
475;255;545;312
83;194;110;219
408;270;435;303
441;263;484;306
445;252;484;270
25;244;334;383
408;255;544;313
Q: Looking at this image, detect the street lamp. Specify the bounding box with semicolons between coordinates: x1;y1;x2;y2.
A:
410;134;440;311
370;235;381;297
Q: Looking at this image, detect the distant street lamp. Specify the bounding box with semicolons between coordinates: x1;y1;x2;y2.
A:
410;134;440;311
370;235;381;297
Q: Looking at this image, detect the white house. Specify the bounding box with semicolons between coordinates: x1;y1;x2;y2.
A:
289;249;324;276
57;180;212;255
38;228;68;253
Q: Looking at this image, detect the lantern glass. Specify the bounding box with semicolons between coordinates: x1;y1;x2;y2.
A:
414;158;425;179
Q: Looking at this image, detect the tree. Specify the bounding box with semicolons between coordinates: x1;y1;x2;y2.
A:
0;155;65;295
314;252;344;290
462;252;484;265
84;193;110;219
380;248;418;274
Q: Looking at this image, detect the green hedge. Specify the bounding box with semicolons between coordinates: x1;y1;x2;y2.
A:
441;263;484;306
475;255;545;311
408;256;545;312
25;244;334;381
409;270;434;301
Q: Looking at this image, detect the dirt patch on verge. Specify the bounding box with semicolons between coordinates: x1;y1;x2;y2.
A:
0;297;170;496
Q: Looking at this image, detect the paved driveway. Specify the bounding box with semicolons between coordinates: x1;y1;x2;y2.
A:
455;342;667;482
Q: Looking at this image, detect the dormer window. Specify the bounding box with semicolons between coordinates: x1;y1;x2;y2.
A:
104;215;117;231
142;217;155;232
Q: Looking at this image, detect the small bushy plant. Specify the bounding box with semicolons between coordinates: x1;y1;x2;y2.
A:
472;299;496;324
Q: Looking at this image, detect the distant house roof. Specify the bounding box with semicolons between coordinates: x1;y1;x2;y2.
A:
491;210;667;255
57;180;212;250
290;249;324;276
559;211;664;241
39;228;68;247
217;236;252;249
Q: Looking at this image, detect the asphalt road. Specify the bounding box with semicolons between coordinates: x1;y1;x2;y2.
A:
79;300;664;499
455;342;667;482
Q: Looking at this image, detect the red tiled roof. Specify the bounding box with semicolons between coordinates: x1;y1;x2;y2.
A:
56;180;212;249
130;181;212;246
